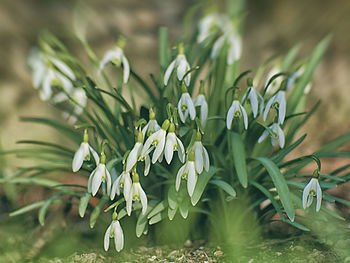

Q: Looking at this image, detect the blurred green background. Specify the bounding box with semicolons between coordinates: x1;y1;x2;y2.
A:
0;0;349;261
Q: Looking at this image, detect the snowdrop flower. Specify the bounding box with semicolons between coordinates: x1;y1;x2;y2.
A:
191;132;210;174
258;123;285;148
49;56;76;81
197;13;225;43
176;151;197;197
286;67;304;91
242;82;264;118
72;129;99;172
141;120;170;164
142;108;160;138
178;85;196;123
265;67;282;95
164;123;185;164
193;84;208;128
104;218;124;252
211;22;242;65
263;91;286;125
110;170;132;201
88;153;112;196
125;131;143;172
302;170;322;212
126;173;147;216
164;43;191;86
99;38;130;84
226;100;248;130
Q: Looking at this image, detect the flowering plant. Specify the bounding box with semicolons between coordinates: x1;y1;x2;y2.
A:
3;2;350;252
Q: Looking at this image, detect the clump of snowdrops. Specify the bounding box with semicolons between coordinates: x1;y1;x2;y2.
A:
3;2;350;252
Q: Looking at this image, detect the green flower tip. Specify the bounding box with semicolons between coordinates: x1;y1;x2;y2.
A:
181;82;188;93
133;172;140;183
195;131;202;141
247;78;253;87
112;210;118;221
137;131;143;143
161;119;170;130
312;169;319;179
280;79;287;91
188;150;195;162
149;108;156;120
199;81;205;94
83;129;89;143
100;152;106;164
169;123;176;133
178;42;185;54
117;36;126;49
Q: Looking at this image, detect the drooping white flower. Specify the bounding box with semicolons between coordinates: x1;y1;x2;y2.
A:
49;56;76;81
126;173;147;216
263;91;286;125
302;174;322;212
178;86;196;123
242;86;264;118
286;67;304;91
176;151;197;197
164;43;191;86
197;13;225;43
87;153;112;196
257;123;285;148
110;170;132;201
142;108;160;138
191;132;210;174
210;21;242;65
125;131;143;172
104;219;124;252
226;100;248;130
164;123;185;164
99;41;130;84
193;92;208;128
141;120;169;164
72;130;99;172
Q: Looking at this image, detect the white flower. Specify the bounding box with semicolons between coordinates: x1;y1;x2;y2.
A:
226;100;248;130
286;67;304;91
197;13;224;43
99;45;130;84
210;22;242;65
263;91;286;125
110;170;132;201
72;130;99;172
104;220;124;252
242;86;264;118
193;93;208;128
257;123;285;148
126;173;147;216
142;109;160;138
49;56;76;81
302;176;322;212
178;90;196;123
265;67;282;95
164;123;185;164
191;132;210;174
164;43;191;86
125;131;143;172
141;120;169;164
87;153;112;196
176;151;197;197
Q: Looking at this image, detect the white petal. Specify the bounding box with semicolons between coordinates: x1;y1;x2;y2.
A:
178;95;186;123
165;133;175;164
185;93;196;120
258;130;269;144
200;98;208;127
277;125;285;148
99;50;118;71
110;179;119;200
203;146;210;172
315;179;322;212
50;57;76;80
144;154;151;176
114;221;124;252
176;56;189;83
302;181;312;209
40;74;53;101
278;92;286;125
138;184;148;215
104;224;112;251
194;142;203;174
176;137;185;163
89;145;100;165
91;165;103;196
226;102;235;129
263;96;274;122
123;172;132;201
187;162;197;197
126;143;142;172
126;189;133;216
240;104;248;130
72;144;84;172
176;164;186;191
211;36;225;59
249;89;259;118
152;131;166;163
122;55;130;84
105;168;112;196
141;132;157;157
163;59;176;86
87;169;96;194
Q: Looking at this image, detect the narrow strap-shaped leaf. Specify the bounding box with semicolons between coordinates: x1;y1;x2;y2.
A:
229;132;248;188
16;140;74;153
209;179;236;197
79;191;91;218
179;198;189;219
90;195;109;228
10;200;45;217
281;43;301;71
191;167;221;206
38;192;64;226
255;157;295;221
272;134;306;164
147;200;167;219
149;212;164;225
136;200;157;238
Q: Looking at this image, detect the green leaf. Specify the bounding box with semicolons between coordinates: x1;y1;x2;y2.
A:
281;43;301;71
283;219;310;231
149;212;163;225
38;192;63;226
255;157;295;221
136;200;157;238
272;134;306;164
159;27;169;76
10;201;45;217
79;191;91;218
191;167;221;206
229;132;248;188
168;185;178;210
90;195;109;228
168;207;177;220
147;200;167;219
179;198;189;219
1;177;60;188
209;180;236;197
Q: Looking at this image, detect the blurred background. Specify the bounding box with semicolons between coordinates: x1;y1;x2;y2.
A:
0;0;349;260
